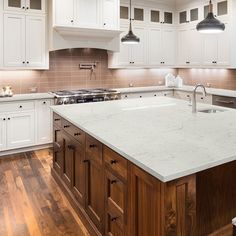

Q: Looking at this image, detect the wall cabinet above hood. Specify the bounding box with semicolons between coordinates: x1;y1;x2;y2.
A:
49;0;121;52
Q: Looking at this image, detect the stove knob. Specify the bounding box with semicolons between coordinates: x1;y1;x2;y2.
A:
58;100;63;105
64;100;69;105
70;99;75;104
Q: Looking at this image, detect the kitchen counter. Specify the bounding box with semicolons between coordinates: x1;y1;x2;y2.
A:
0;93;54;102
51;97;236;182
116;85;236;97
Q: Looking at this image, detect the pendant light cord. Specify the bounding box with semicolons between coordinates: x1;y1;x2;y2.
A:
129;0;132;31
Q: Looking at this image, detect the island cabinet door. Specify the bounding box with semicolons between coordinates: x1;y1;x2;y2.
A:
104;170;127;236
62;135;73;189
71;139;86;207
128;165;163;236
53;126;64;176
84;135;104;233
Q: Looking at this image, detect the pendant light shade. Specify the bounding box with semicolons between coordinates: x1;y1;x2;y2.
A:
121;0;140;44
196;0;225;33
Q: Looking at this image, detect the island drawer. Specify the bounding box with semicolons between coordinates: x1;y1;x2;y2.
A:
103;146;128;181
212;95;236;108
62;119;85;145
86;135;102;164
53;113;62;127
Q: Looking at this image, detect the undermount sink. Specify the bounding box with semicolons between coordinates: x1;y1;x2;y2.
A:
198;108;226;113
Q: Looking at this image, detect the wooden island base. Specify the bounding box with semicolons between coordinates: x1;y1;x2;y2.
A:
52;113;236;236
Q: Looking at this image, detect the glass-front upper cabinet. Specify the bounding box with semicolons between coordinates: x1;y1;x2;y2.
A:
179;7;199;24
204;0;228;19
149;8;174;25
4;0;45;13
120;5;146;23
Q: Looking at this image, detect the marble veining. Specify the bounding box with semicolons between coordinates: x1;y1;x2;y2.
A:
51;97;236;182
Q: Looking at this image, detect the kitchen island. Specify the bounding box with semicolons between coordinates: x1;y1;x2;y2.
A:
51;97;236;236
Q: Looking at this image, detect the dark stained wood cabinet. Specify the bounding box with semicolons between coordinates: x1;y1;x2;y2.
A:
129;164;163;236
52;112;236;236
85;135;104;233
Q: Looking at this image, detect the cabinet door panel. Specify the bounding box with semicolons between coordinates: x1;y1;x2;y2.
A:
131;26;147;66
203;34;218;66
72;141;85;206
62;136;73;189
162;28;175;65
129;165;162;236
85;155;104;233
54;0;74;26
37;100;52;144
116;26;131;66
53;127;64;175
26;0;45;13
4;13;26;67
7;112;35;149
217;24;230;66
76;0;99;27
188;28;202;66
0;116;7;151
26;15;46;68
178;28;189;65
148;28;162;66
4;0;25;12
103;0;118;29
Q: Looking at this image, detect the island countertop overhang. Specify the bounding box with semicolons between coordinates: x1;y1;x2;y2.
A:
51;97;236;182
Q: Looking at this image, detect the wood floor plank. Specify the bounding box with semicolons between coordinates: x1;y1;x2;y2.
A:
0;149;89;236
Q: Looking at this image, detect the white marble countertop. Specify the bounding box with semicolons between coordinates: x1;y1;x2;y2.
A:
116;85;236;97
0;93;54;102
51;97;236;182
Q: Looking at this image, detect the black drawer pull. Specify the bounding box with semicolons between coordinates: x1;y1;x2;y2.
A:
67;145;75;150
54;118;60;121
111;180;117;184
215;100;234;104
74;133;81;136
110;160;117;165
83;160;89;163
111;217;118;222
89;144;96;148
64;125;70;128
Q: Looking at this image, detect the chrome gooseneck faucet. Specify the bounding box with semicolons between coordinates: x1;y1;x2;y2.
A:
192;84;207;113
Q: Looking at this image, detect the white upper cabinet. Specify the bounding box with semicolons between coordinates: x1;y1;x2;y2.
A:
178;7;199;25
102;0;119;29
3;13;26;67
53;0;119;30
178;27;202;66
25;15;46;67
148;27;175;66
75;0;100;28
4;0;45;13
53;0;74;26
3;13;46;69
148;27;162;66
203;23;230;66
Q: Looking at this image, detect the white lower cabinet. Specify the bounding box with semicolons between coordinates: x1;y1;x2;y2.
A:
0;99;53;153
0;116;7;151
121;90;174;99
7;111;35;149
36;99;52;144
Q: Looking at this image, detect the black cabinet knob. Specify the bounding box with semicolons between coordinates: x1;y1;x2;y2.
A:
71;20;74;23
3;118;6;121
89;144;96;148
22;6;25;9
43;101;46;104
26;61;29;64
22;61;25;64
111;180;117;184
8;118;10;120
19;105;22;108
111;217;118;222
83;160;89;163
110;160;117;165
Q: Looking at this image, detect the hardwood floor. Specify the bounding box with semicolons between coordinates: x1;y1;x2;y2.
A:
0;149;89;236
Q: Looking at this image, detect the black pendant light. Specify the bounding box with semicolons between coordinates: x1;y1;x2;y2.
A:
196;0;225;33
121;0;140;44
